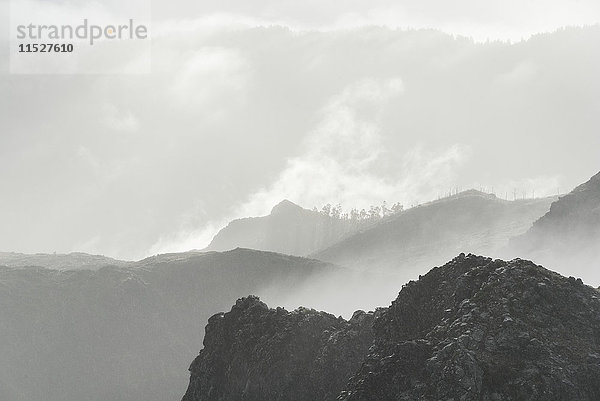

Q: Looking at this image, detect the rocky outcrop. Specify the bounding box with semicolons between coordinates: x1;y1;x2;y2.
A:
183;254;600;401
182;296;376;401
340;254;600;400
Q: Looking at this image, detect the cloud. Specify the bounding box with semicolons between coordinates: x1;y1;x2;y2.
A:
235;78;469;216
168;46;250;115
150;78;470;254
147;0;600;41
103;105;140;133
3;24;598;259
493;60;539;87
76;145;101;173
148;220;226;255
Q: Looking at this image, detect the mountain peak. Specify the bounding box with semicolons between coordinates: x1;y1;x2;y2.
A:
205;198;360;256
270;199;305;215
438;189;498;202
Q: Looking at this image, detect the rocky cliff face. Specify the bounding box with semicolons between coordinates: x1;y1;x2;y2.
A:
182;296;376;401
183;254;600;401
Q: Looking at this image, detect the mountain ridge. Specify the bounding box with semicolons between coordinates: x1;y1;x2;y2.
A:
0;251;133;271
312;191;556;277
0;248;339;401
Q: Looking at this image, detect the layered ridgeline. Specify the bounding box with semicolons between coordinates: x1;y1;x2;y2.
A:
0;249;338;401
182;255;600;401
205;200;371;256
509;171;600;285
0;251;133;271
312;191;555;276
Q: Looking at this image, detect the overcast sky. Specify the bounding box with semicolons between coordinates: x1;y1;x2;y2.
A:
1;0;599;259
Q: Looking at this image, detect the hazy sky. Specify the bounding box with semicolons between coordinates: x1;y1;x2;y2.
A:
1;0;599;259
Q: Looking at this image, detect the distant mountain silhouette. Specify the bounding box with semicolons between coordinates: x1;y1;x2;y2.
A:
0;249;338;401
509;171;600;284
205;200;364;256
182;254;600;401
312;190;555;278
0;251;132;270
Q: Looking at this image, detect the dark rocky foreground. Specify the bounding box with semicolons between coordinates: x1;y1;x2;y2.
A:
183;254;600;401
182;297;376;401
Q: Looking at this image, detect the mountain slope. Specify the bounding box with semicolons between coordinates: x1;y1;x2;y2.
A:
509;171;600;284
182;255;600;401
0;249;338;401
205;200;363;256
313;191;555;277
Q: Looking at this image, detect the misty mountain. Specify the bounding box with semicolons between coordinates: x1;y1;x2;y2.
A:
5;25;600;259
312;190;555;278
205;200;366;256
0;251;133;271
0;249;338;401
182;254;600;401
508;171;600;284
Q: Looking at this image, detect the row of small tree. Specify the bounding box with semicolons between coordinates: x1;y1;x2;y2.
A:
313;201;404;221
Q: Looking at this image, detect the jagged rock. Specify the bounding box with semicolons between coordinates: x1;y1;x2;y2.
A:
182;296;376;401
339;254;600;400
